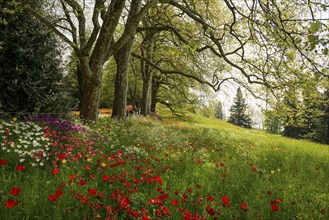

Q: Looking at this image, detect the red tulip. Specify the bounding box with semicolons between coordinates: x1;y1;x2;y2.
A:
0;159;8;166
10;187;21;196
16;165;25;172
5;199;19;208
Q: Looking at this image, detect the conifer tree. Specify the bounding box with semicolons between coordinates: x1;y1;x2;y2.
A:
215;101;224;119
227;88;252;128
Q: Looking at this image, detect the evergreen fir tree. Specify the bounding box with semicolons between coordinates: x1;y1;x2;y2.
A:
281;87;306;139
227;88;252;128
215;101;224;119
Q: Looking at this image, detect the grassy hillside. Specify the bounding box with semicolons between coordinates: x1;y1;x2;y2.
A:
0;112;328;219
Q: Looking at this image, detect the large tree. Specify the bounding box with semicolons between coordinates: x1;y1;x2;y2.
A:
28;0;160;120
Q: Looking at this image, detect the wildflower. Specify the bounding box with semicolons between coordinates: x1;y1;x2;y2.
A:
271;203;279;211
155;209;162;217
0;159;8;165
207;196;215;202
78;179;86;186
222;196;230;208
10;187;21;196
206;204;216;216
141;207;148;215
48;195;58;202
162;207;170;217
119;196;130;209
61;159;67;164
88;188;97;196
240;202;248;211
275;199;282;204
51;168;60;175
16;165;25;172
182;210;191;220
172;199;179;206
55;189;63;197
5;199;19;208
69;174;77;181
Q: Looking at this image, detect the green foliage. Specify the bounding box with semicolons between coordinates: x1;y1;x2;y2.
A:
215;101;224;119
99;59;116;108
308;21;322;33
280;82;329;144
199;105;215;118
227;88;252;128
281;87;307;139
0;1;75;116
264;110;282;134
65;53;80;108
307;20;328;53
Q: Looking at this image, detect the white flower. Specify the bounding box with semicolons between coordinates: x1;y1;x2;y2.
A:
19;158;25;163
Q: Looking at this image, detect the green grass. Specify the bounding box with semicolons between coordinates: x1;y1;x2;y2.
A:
0;111;328;219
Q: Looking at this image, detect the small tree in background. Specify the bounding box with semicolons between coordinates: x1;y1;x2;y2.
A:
264;110;282;134
227;88;252;128
215;101;224;119
281;87;306;139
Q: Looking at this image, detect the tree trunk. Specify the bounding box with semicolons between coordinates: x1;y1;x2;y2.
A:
78;62;102;121
79;79;101;121
150;76;160;112
112;39;135;118
140;25;155;115
141;76;153;115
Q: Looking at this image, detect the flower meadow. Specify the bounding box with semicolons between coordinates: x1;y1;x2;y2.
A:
0;114;328;219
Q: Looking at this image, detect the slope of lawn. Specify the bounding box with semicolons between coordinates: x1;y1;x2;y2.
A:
0;111;328;220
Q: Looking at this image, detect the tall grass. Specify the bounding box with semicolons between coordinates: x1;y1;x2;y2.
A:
0;112;328;219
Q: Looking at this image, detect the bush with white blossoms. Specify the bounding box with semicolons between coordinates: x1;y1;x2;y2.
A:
0;120;52;167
